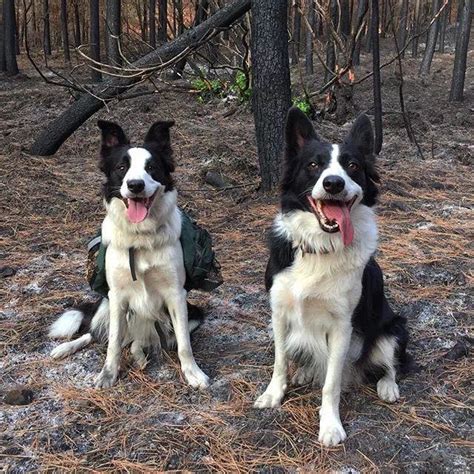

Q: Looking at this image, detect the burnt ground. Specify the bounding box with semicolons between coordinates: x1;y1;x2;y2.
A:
1;43;473;472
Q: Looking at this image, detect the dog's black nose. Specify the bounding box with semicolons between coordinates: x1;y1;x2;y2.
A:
127;179;145;194
323;175;345;194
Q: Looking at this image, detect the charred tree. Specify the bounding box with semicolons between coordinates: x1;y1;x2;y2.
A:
90;0;102;82
340;0;351;37
158;0;167;42
449;0;472;101
106;0;121;66
397;0;408;57
149;0;156;47
290;0;301;65
305;0;315;74
324;0;338;84
251;0;291;191
30;0;251;156
352;0;368;65
419;0;441;76
0;0;6;72
411;0;421;57
438;0;450;53
60;0;70;62
73;0;81;47
371;0;382;154
4;0;18;74
42;0;51;55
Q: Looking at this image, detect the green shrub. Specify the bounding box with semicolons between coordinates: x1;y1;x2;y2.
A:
292;96;312;115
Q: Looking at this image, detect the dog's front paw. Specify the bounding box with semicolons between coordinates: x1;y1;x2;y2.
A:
254;383;286;409
318;416;347;447
183;365;209;389
95;367;118;389
377;378;400;403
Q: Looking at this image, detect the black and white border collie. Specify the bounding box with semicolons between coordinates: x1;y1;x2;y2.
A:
254;108;409;446
49;120;209;390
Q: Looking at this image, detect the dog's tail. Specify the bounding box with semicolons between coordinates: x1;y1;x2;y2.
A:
49;299;109;359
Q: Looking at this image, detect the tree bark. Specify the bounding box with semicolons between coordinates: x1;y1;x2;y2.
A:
449;0;472;101
60;0;71;63
397;0;408;58
106;0;121;66
90;0;102;82
419;0;441;76
0;0;6;72
4;0;18;74
371;0;383;154
305;0;315;74
30;0;251;156
411;0;421;57
324;0;338;84
438;0;450;53
73;0;81;47
352;0;368;65
251;0;291;191
340;0;351;37
158;0;168;42
290;1;301;65
149;0;156;47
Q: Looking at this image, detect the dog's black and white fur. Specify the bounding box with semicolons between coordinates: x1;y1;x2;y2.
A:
49;120;209;390
254;108;409;446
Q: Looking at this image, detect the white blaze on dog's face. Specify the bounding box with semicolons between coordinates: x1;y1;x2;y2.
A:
281;108;379;246
97;120;176;224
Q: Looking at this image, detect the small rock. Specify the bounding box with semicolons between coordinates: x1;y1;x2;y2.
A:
4;387;34;405
0;266;16;278
445;339;471;361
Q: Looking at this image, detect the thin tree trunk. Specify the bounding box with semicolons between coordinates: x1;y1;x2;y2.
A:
305;0;315;74
352;0;368;65
4;0;18;74
106;0;121;65
73;1;81;46
340;0;351;37
251;0;291;191
60;0;71;63
290;0;301;65
449;0;472;101
0;0;6;72
158;0;167;42
371;0;382;154
142;0;148;41
438;0;449;53
419;0;441;75
30;0;251;156
397;0;408;58
14;1;19;53
149;0;156;47
90;0;102;82
324;0;337;84
411;0;421;57
42;0;51;55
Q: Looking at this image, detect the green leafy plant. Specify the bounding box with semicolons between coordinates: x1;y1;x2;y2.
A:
230;70;252;103
292;96;312;115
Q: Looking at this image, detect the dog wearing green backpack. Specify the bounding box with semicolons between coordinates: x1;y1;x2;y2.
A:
48;120;221;389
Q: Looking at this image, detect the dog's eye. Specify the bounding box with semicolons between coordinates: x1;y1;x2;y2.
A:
145;164;155;172
308;162;320;170
117;164;126;172
348;162;359;171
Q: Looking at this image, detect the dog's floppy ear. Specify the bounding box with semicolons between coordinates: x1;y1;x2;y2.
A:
97;120;129;155
345;114;374;157
285;107;319;159
144;120;176;172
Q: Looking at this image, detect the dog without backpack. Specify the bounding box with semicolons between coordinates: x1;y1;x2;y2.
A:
86;211;223;296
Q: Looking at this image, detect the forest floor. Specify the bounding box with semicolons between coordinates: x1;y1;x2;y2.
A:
1;41;473;472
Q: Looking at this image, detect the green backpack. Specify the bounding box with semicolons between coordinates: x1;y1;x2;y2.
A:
86;211;223;297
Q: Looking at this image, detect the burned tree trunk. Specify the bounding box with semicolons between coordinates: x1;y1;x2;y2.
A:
324;0;338;84
60;0;70;63
449;0;472;101
149;0;156;47
411;0;421;57
106;0;121;66
73;0;81;47
30;0;251;156
371;0;382;154
42;0;51;55
352;0;368;65
305;0;315;74
419;0;441;76
397;0;408;58
438;0;450;53
90;0;102;82
0;0;6;72
4;0;18;75
290;0;301;65
251;0;291;191
158;0;167;42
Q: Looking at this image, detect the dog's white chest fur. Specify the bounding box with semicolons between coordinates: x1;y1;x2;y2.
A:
270;204;378;381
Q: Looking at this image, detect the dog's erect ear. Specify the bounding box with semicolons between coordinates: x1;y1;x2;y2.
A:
144;120;175;147
144;120;176;173
345;114;374;157
285;107;319;158
97;120;129;155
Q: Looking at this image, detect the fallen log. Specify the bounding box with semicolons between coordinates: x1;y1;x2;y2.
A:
30;0;251;156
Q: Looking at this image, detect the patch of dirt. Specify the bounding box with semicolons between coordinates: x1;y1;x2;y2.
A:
1;44;473;472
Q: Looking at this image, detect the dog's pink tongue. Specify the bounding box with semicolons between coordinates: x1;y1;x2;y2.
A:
323;201;354;246
126;199;148;223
